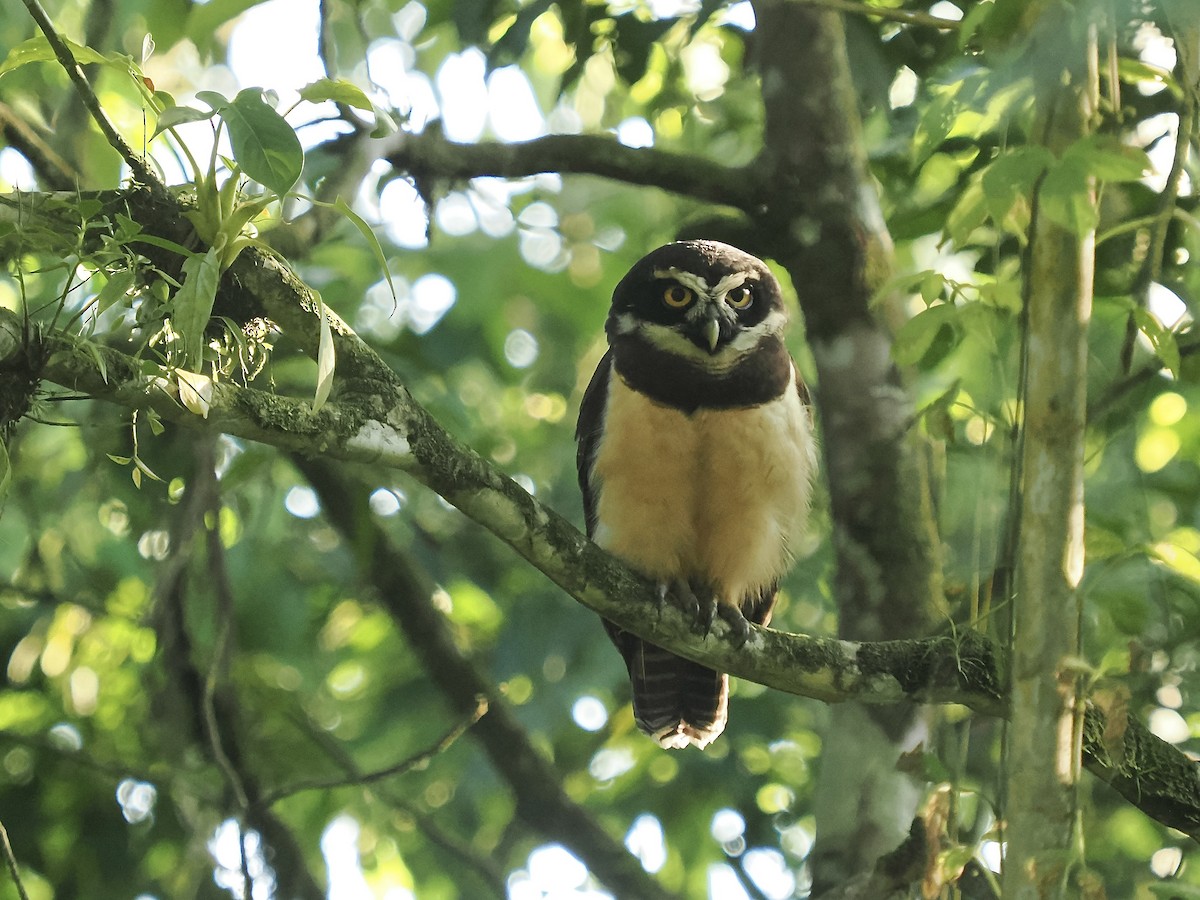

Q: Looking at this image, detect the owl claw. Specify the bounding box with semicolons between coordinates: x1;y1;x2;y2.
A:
656;579;706;633
677;580;717;636
659;581;747;643
693;585;718;637
716;603;753;648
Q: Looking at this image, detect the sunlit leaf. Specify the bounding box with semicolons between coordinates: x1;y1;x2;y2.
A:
152;103;217;139
1132;308;1181;378
93;269;136;316
174;246;222;371
311;196;396;303
1037;157;1097;236
0;35;111;77
313;294;335;414
220;88;304;196
298;77;373;111
1063;134;1150;183
176;370;213;418
892;304;960;368
944;176;989;246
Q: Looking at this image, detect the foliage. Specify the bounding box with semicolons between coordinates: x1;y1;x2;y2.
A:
0;0;1198;898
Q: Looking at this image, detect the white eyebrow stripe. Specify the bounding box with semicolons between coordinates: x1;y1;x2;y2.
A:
712;271;750;295
652;268;753;303
653;268;712;296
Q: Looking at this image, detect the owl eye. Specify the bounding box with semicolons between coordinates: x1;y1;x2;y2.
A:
662;284;695;308
726;285;753;309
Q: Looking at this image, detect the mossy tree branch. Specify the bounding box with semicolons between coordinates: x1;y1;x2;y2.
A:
2;306;1199;842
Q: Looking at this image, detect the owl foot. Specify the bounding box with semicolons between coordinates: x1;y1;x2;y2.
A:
716;603;753;649
657;579;717;636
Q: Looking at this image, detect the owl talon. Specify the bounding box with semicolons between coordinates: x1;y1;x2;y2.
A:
688;581;718;637
716;604;753;648
659;579;711;633
655;581;671;611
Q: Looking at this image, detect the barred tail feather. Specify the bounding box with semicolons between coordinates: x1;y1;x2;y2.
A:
626;638;728;750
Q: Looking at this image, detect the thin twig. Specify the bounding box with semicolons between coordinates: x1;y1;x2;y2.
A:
0;102;78;191
259;696;488;806
18;0;164;193
1120;89;1196;372
237;824;253;900
197;442;251;812
0;819;31;900
794;0;962;30
284;709;508;898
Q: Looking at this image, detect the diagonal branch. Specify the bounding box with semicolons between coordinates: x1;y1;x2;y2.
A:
294;457;683;900
258;698;488;807
4;304;1198;838
18;0;165;196
0;303;1002;713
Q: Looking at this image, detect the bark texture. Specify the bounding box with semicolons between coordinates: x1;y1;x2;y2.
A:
1003;25;1097;899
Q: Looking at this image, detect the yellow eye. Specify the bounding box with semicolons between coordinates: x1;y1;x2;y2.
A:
662;284;695;308
726;286;753;309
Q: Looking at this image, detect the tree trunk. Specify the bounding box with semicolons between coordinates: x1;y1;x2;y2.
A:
1003;20;1097;899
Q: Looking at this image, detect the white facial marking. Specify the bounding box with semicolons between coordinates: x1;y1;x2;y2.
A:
653;267;712;297
712;271;750;297
613;312;640;335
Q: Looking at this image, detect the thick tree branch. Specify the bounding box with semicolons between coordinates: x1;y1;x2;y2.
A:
1;307;1198;839
0;303;1000;713
385;129;757;210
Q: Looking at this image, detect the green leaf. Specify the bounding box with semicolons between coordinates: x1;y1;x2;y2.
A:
196;90;231;111
298;78;373;112
0;35;111;78
128;233;196;257
980;146;1053;224
369;105;399;139
893;304;960;368
221;88;304;196
79;339;109;384
310;196;397;303
134;458;164;483
94;269;136;316
912;93;958;166
919;270;945;306
1132;308;1181;378
1037;158;1097;236
312;294;336;414
944;176;989;246
146;408;165;436
1063;134;1150;183
1116;57;1181;100
152;104;217;139
174;246;222;370
957;0;995;49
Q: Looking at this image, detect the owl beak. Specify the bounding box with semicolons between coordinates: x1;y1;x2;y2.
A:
702;314;721;353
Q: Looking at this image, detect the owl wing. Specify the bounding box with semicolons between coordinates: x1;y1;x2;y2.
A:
575;348;613;540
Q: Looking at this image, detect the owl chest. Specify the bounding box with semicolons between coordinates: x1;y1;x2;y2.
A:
590;375;815;601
